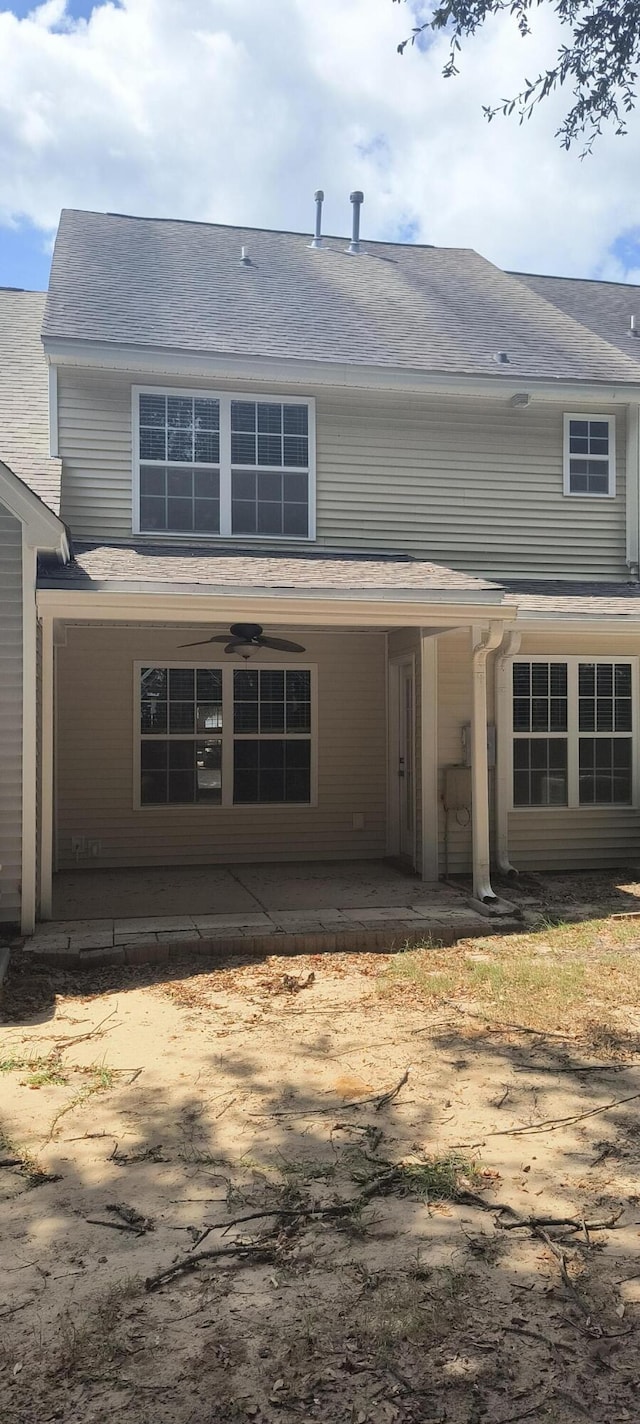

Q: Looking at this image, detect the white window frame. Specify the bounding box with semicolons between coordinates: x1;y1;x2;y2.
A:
132;386;316;541
563;414;616;498
133;660;318;811
508;655;639;811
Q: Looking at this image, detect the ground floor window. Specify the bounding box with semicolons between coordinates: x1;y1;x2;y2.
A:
138;663;313;807
512;658;635;808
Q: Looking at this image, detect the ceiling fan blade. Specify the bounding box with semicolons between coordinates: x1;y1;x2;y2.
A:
179;634;231;648
258;635;307;653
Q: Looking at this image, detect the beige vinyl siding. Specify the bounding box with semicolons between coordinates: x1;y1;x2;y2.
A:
0;505;22;920
437;629;474;875
58;369;628;579
507;631;640;871
55;626;386;869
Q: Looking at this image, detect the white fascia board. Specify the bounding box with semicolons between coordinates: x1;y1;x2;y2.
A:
513;612;640;631
36;586;516;628
0;459;68;556
42;338;640;404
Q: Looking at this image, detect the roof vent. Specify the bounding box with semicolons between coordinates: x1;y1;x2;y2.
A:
346;191;364;255
510;392;530;407
309;190;325;249
631;315;638;337
240;246;251;265
494;351;510;364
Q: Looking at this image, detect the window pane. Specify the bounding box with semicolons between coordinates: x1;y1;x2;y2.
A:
194;500;220;533
513;661;567;735
140;496;166;530
258;471;282;502
233;470;256;500
194;469;219;499
257;434;282;466
167;397;193;428
197;669;222;701
231;401;256;432
512;738;568;806
169;702;195;733
167;469;192;498
257;502;282;535
141;700;167;734
232;500;256;534
234;668;259;732
283;436;308;467
167;430;193;462
140;429;166;461
590;421;609;440
233;739;310;804
195;431;219;463
257;403;282;434
579;736;632;804
283;473;308;502
140;466;165;497
140;394;166;426
194;398;219;431
231;432;257;464
283;503;308;537
286;670;311;731
283;405;308;436
196;740;222;802
167;497;192;530
169;669;194;700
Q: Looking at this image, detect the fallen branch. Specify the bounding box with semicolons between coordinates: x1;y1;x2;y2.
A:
191;1206;306;1249
145;1241;276;1292
499;1209;623;1234
53;1008;118;1050
0;1158;23;1168
534;1226;593;1323
456;1089;640;1142
513;1062;629;1074
253;1069;410;1118
86;1217;144;1234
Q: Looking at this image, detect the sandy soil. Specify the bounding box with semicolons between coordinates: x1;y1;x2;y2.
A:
1;934;640;1424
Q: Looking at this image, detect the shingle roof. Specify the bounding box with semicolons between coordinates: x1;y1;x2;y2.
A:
514;271;640;366
36;542;501;597
0;289;61;514
503;579;640;618
43;209;640;386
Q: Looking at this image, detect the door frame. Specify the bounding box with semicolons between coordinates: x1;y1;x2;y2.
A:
387;653;417;869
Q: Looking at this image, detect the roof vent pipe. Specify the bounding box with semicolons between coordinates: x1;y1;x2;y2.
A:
347;191;364;254
309;190;325;249
240;246;251;265
631;315;638;337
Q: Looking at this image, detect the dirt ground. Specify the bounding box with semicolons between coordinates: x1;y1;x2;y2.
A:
2;871;640;1423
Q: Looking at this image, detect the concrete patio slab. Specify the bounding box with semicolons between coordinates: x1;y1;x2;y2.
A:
52;865;263;920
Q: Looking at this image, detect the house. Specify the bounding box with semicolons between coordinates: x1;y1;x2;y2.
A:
4;197;640;936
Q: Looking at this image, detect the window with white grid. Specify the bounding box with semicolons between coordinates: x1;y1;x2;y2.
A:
512;658;635;808
134;389;314;539
563;415;615;497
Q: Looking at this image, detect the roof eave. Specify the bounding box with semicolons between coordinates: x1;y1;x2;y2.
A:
41;337;640;401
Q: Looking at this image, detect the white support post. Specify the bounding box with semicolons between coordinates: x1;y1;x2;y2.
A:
420;630;439;882
626;402;640;578
471;622;504;903
495;630;521;877
40;613;54;919
20;539;38;935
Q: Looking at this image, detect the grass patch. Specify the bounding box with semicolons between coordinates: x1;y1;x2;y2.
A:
382;916;640;1043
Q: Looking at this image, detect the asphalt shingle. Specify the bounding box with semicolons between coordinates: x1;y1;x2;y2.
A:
42;209;640;385
36;542;501;595
0;289;61;514
514;271;640;366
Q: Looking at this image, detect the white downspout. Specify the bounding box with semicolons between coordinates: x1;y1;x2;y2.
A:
471;622;504;903
626;402;640;581
495;629;522;876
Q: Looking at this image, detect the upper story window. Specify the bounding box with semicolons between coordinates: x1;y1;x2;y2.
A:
563;415;615;497
134;388;315;540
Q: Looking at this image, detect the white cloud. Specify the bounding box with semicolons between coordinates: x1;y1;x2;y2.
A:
0;0;639;275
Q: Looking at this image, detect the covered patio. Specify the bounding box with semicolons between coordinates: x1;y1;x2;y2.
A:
24;858;502;963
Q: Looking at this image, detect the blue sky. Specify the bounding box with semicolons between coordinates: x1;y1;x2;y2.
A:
2;0;640;290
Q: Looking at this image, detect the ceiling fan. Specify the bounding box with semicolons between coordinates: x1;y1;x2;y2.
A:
180;622;306;659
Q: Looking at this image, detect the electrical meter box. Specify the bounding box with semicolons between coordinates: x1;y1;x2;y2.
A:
461;723;496;768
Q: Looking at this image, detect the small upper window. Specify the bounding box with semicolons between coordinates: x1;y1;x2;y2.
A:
564;415;615;497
